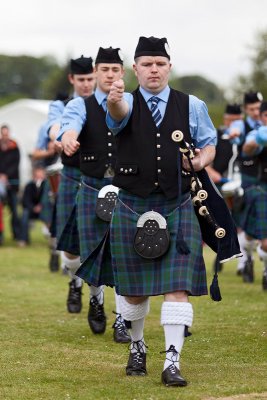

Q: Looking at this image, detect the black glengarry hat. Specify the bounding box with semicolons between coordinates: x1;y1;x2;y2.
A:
244;91;263;104
134;36;170;59
70;55;93;74
260;101;267;113
95;47;123;65
225;103;242;115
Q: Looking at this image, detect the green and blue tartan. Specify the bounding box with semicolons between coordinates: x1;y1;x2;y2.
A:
76;175;115;287
240;175;267;239
56;165;81;255
39;180;54;225
110;190;207;297
231;174;259;227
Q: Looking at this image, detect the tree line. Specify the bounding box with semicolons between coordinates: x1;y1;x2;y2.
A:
0;29;266;127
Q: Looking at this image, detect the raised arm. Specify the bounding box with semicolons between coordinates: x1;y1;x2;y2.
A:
242;126;267;156
61;130;80;156
107;79;129;121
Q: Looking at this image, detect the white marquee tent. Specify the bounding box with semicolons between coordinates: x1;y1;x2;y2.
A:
0;99;51;187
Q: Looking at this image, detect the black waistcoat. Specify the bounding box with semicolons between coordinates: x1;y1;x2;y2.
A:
213;127;233;175
60;97;81;169
257;147;267;182
239;119;259;177
112;88;191;199
79;95;117;178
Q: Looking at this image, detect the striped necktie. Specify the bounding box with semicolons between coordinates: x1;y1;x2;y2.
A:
149;96;162;126
102;97;107;111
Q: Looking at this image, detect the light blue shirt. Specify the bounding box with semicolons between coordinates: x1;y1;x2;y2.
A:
47;100;66;131
35;122;50;150
228;116;262;145
244;127;264;155
106;86;217;148
58;88;105;140
47;92;81;135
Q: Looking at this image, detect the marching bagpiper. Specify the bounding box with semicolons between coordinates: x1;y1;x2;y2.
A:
78;36;240;386
59;47;130;343
47;56;96;309
241;101;267;290
228;91;263;282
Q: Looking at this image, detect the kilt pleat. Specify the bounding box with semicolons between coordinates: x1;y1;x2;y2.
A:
39;180;54;225
110;190;207;297
56;166;81;254
57;205;80;255
230;174;258;227
76;176;115;287
240;183;267;239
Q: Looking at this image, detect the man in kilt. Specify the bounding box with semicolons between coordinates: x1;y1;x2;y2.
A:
59;47;130;343
241;100;267;290
228;91;263;282
104;36;220;386
32;118;64;271
47;56;96;311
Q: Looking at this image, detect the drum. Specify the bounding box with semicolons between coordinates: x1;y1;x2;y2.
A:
221;179;244;210
45;162;63;195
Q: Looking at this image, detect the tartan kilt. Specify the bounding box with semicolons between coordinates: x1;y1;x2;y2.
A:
39;180;54;225
110;190;207;297
229;174;259;228
240;182;267;239
56;166;81;255
75;175;115;287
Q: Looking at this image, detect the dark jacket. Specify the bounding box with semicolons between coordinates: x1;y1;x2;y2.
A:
0;139;20;192
22;180;44;212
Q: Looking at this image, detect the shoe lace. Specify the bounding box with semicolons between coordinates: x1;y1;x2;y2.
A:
131;352;144;367
128;339;148;354
112;311;128;334
90;296;104;318
69;281;82;303
128;340;148;369
160;344;180;373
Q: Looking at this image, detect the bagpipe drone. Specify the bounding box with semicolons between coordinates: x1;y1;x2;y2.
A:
171;130;242;301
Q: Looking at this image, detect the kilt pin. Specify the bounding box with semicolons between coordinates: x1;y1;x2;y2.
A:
56;165;81;255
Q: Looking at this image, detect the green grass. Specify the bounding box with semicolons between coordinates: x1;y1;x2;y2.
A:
0;212;266;400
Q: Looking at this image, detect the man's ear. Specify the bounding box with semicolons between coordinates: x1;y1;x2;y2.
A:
68;74;74;84
133;63;138;77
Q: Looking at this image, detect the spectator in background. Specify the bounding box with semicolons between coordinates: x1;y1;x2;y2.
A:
0;124;20;241
31;121;58;234
0;175;5;245
18;166;46;247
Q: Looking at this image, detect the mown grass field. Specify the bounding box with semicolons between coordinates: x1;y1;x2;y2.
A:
0;215;266;400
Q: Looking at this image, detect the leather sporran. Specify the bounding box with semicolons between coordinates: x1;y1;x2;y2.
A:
95;185;119;222
134;211;170;259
